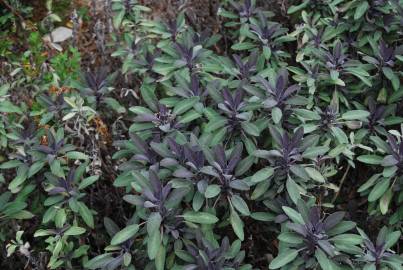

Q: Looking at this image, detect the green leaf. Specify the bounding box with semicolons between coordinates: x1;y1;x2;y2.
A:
50;160;64;178
155;245;166;270
140;84;157;112
368;178;390;202
147;230;161;260
0;100;22;114
178;110;201;124
385;231;401;249
0;160;22;169
230;209;244;240
205;118;227;132
379;188;392;214
357;155;383;165
147;212;162;234
331;234;363;245
111;224;140;246
278;232;303;244
113;10;125;28
8;166;28;191
173;97;199;115
382;67;400;91
182;211;219;224
269;249;299;269
354;1;369;20
341;110;369;120
78;175;99;190
78;202;94;228
250;212;275;221
55;208;66;228
241;122;260;136
315;249;335;270
305;167;325;183
28;161;46;177
103;97;126;114
230;195;250;216
282;206;304;224
204;184;221;198
84;254;114;269
272;107;282;124
331;127;348;144
231;42;255;50
251;167;274;183
287;1;309;14
302;146;329;159
358;174;381;193
64;226;86;236
66;151;88;160
286;177;301;205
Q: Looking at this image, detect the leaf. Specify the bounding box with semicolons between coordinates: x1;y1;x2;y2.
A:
55;208;66;228
173;97;199;115
278;232;303;244
251;167;274;183
85;254;114;269
48;26;73;43
269;249;299;269
385;231;401;249
50;160;64;178
0;101;23;114
155;245;166;270
103;97;126;114
230;195;250;216
231;42;255;50
305;167;325;183
78;202;94;228
358;174;381;192
78;175;99;190
331;234;363;245
282;206;304;224
147;230;161;260
368;178;390;202
272;107;282;124
357;155;383;165
287;1;309;14
66;151;88;160
114;10;125;29
182;211;219;224
341;110;369;120
178;110;201;124
230;209;244;240
111;224;140;246
28;161;46;178
64;226;86;236
0;160;21;169
302;146;329;159
379;188;392;215
286;177;301;205
354;1;369;20
147;212;162;234
315;249;335;270
330;127;348;144
204;184;221;198
241;122;260;136
382;67;400;91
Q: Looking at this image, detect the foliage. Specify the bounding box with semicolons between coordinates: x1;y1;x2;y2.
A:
0;0;402;269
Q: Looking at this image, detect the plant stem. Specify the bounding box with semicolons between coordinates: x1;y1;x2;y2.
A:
331;164;350;204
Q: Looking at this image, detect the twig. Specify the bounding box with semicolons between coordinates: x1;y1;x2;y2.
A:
331;164;351;204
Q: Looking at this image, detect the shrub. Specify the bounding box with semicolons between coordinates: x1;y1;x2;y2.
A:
0;0;402;269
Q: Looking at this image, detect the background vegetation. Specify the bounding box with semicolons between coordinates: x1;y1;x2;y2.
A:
0;0;402;269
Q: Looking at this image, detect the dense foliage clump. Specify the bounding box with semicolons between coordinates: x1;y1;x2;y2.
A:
0;0;402;269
